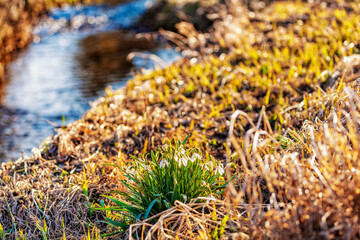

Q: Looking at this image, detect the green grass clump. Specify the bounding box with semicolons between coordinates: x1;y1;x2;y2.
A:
100;139;227;235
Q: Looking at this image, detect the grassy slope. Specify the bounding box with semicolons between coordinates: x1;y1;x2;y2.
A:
1;0;360;239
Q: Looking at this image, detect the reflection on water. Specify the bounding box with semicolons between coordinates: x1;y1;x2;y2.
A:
76;31;157;97
0;0;182;162
34;0;153;36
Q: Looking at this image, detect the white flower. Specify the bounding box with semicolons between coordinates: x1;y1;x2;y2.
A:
206;161;214;170
179;156;188;167
178;146;186;155
175;152;189;167
159;159;169;168
190;153;201;163
126;166;135;176
215;165;225;175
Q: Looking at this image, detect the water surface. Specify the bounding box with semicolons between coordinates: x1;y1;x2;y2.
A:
0;0;182;161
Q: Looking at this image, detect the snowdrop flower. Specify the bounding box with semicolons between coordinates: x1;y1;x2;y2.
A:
178;146;186;155
159;159;169;168
179;156;188;167
175;152;189;167
215;165;225;175
126;166;135;175
205;161;214;171
190;153;201;163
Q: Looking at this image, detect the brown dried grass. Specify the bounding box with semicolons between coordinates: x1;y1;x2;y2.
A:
0;152;126;239
227;84;360;239
125;199;248;240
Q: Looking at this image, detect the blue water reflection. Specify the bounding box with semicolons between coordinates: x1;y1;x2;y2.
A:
0;0;182;161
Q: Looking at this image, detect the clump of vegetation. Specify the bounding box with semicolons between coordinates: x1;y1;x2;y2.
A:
100;138;227;236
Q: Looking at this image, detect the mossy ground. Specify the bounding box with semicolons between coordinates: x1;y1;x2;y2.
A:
1;0;360;239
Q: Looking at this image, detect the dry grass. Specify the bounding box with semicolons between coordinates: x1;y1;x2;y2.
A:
0;151;126;239
228;83;360;239
124;199;247;240
2;0;360;239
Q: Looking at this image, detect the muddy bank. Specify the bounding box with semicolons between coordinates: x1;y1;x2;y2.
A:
134;0;216;32
77;31;157;84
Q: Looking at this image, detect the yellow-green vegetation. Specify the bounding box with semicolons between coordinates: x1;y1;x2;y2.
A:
2;0;360;239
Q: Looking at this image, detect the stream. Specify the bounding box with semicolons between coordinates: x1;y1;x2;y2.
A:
0;0;182;162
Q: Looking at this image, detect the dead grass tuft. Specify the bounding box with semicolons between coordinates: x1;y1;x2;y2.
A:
124;199;247;240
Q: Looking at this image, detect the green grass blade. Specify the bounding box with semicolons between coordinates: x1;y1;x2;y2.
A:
144;199;158;220
182;134;191;146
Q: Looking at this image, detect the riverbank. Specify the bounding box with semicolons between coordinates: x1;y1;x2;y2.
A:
2;0;360;239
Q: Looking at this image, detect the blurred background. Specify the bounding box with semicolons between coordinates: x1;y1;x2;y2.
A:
0;0;182;162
